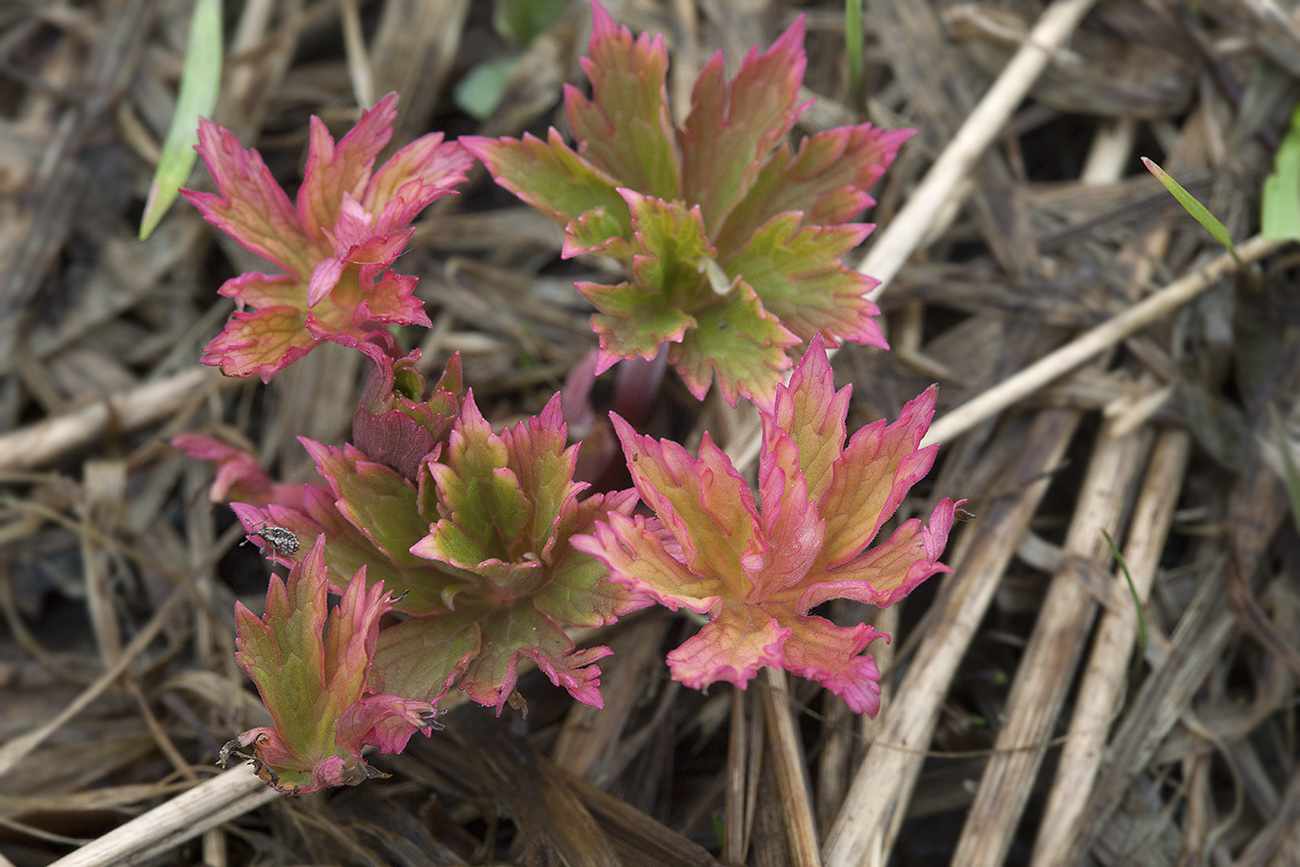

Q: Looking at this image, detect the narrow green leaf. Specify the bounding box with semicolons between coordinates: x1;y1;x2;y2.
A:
845;0;864;111
1140;157;1235;254
1262;103;1300;240
139;0;222;240
1101;529;1147;676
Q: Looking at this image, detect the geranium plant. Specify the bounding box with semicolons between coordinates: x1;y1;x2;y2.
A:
176;3;951;795
464;2;913;408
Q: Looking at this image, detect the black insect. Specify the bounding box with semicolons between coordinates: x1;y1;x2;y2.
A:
241;522;301;556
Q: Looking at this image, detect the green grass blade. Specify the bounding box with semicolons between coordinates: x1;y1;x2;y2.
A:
1262;103;1300;241
845;0;864;111
139;0;222;240
1101;529;1147;678
1141;156;1235;255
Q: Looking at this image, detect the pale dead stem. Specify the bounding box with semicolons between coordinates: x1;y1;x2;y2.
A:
920;233;1285;450
44;764;277;867
761;667;822;866
856;0;1102;296
0;367;228;472
947;417;1154;865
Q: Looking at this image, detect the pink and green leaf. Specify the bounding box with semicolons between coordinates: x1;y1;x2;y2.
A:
370;608;483;706
460;131;629;233
723;215;886;348
677;16;808;233
765;339;850;504
474;4;912;407
225;537;434;794
716;124;915;251
582;279;698;366
186;93;468;382
565;2;680;199
572;511;723;614
455;599;613;711
665;607;789;691
776;614;883;716
577;338;960;717
802;501;960;611
297;95;398;243
199;304;316;382
612;414;764;589
814;385;941;570
184;120;316;277
300;438;433;571
670;289;798;408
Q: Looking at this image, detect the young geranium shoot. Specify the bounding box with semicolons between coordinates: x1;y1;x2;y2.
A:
574;338;961;716
183;351;646;722
464;1;912;409
219;536;436;795
183;93;473;380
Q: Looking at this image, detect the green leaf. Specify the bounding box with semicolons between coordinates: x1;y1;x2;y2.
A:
371;607;484;705
139;0;221;240
846;0;864;111
672;286;796;407
454;57;519;121
1101;530;1147;677
1262;103;1300;241
461;132;630;233
494;0;565;46
566;2;680;199
1141;157;1235;254
679;17;807;233
725;214;877;344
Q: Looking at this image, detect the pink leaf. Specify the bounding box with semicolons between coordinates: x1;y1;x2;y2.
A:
185;94;468;380
577;338;961;717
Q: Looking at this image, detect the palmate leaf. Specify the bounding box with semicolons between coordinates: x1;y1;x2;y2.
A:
400;392;647;713
575;338;962;716
183;93;472;380
469;1;912;408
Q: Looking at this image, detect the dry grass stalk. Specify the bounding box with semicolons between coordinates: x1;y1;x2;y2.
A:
821;407;1083;865
0;367;228;472
921;233;1285;448
950;418;1153;864
44;765;278;867
859;0;1099;295
761;667;821;866
1030;427;1192;865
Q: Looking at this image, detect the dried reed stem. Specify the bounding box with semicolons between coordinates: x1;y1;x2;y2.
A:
859;0;1100;296
949;418;1153;864
922;235;1285;448
1030;429;1192;865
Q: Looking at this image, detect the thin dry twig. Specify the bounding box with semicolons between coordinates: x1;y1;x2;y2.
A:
921;235;1286;448
0;367;228;472
859;0;1099;297
1031;429;1192;866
